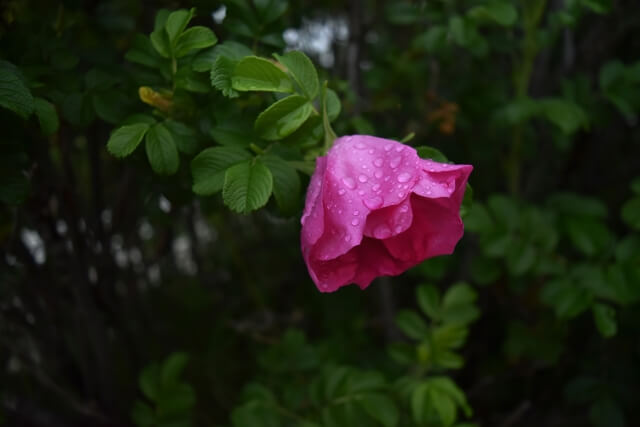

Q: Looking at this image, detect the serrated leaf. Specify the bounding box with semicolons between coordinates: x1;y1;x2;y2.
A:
211;56;239;98
191;146;252;195
107;123;150;157
232;56;293;93
164;120;200;155
0;60;34;119
592;303;617;338
175;26;217;58
274;51;319;99
223;159;273;213
261;154;300;215
255;95;313;140
145;123;179;175
395;310;429;340
34;97;59;136
358;393;399;427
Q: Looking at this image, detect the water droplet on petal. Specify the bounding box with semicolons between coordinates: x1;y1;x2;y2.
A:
400;204;409;212
344;235;351;242
395;225;404;233
368;149;374;154
399;191;405;198
338;189;346;195
358;174;368;183
395;146;404;152
397;172;411;183
384;144;393;151
372;184;381;191
351;218;360;226
364;196;383;209
374;158;384;167
342;177;356;189
353;210;360;216
358;190;365;196
355;142;366;149
390;157;402;168
374;170;383;179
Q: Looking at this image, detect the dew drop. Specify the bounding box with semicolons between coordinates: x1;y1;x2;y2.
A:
342;177;356;189
368;149;374;154
355;142;366;149
344;235;351;242
374;158;384;167
400;204;409;212
351;218;360;226
397;172;411;183
372;184;381;191
374;170;383;179
384;144;393;151
358;190;365;196
338;189;346;195
364;196;383;209
358;174;368;183
353;210;360;216
390;157;402;168
395;146;404;152
395;225;404;233
398;191;406;198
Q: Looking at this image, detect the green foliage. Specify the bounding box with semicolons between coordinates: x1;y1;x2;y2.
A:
133;352;195;427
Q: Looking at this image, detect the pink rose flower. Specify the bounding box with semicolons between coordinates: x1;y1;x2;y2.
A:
300;135;472;292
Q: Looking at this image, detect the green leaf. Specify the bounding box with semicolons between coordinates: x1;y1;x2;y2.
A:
506;241;536;276
411;383;429;425
395;310;429;340
175;26;217;58
565;217;611;256
164;120;200;155
150;28;171;58
232;56;293;93
191;146;252;195
254;95;313;140
165;8;194;45
274;51;319;99
417;284;441;320
429;388;457;426
0;60;33;119
358;393;399;427
348;371;386;393
548;193;607;218
541;278;592;319
261;154;301;215
161;352;189;386
592;303;617;338
416;146;448;162
441;283;480;325
131;401;155;427
433;324;468;350
139;363;160;400
211;56;240;98
282;115;323;147
326;89;341;122
125;34;163;68
468;2;518;27
538;98;589;134
145;123;179;175
223;159;273;214
107;123;150;157
427;377;472;417
34;97;59;136
621;197;640;230
413;26;448;52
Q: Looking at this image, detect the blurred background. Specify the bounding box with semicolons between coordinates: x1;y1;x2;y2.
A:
1;0;639;426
